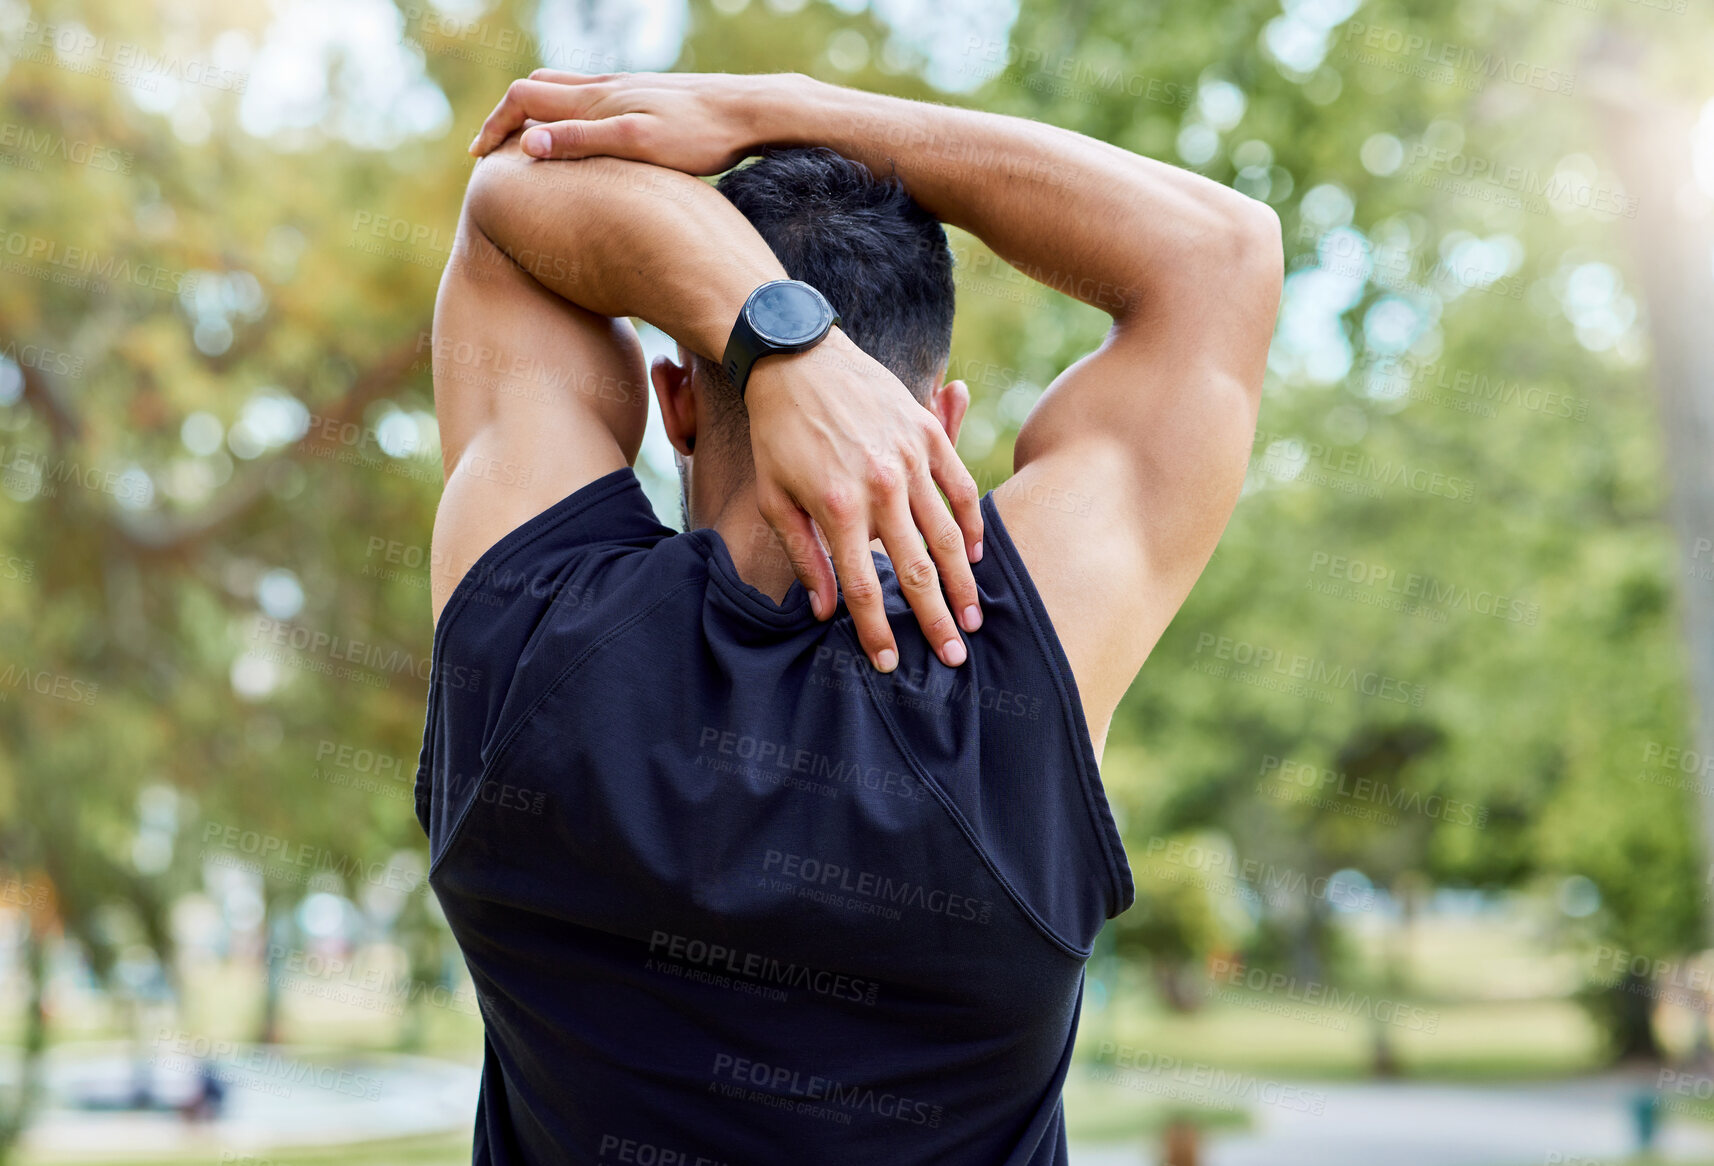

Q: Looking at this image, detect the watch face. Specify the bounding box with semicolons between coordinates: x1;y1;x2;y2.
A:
747;281;832;346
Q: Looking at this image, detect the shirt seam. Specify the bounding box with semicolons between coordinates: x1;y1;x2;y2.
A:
415;467;656;840
980;493;1135;917
834;620;1092;962
433;467;643;666
426;577;703;879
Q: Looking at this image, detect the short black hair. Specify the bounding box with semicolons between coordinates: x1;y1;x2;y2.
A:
703;147;955;415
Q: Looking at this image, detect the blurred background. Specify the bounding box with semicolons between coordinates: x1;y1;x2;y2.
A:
3;0;1714;1162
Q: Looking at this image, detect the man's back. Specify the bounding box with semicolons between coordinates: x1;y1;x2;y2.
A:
416;467;1132;1165
429;70;1279;1165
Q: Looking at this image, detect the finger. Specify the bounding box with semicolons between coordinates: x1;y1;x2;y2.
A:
923;425;984;631
515;113;649;161
927;420;984;567
828;524;897;672
527;69;623;84
760;493;837;621
470;78;600;155
909;471;982;638
877;495;966;669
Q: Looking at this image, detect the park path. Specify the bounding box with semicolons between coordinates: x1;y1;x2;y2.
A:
17;1045;1714;1165
1071;1073;1714;1166
15;1042;479;1157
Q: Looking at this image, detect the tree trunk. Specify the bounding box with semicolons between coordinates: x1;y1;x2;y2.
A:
257;893;294;1046
0;922;49;1165
1591;41;1714;941
1611;972;1666;1062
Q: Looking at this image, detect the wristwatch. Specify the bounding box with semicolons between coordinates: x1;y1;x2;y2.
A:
722;279;841;399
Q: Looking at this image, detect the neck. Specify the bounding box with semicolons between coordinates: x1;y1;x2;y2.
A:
690;458;880;603
711;485;801;602
690;455;797;602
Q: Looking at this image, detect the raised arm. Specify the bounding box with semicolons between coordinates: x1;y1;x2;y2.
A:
472;72;1283;752
434;136;985;669
779;84;1283;751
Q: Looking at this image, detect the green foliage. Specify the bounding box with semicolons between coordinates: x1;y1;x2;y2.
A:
1;0;1710;1106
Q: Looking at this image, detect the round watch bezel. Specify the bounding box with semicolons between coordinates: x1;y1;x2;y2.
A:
743;280;835;348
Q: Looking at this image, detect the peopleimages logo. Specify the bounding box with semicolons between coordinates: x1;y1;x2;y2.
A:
152;1030;382;1099
1404;144;1638;219
1253;429;1476;503
760;849;994;924
200;822;427;895
646;930;880;1006
250;616;484;692
1192;632;1428;707
1092;1042;1328;1115
1339;22;1576;95
1206;957;1441;1034
315;739;411;784
1258;754;1488;828
811;644;1044;720
0;123;133;173
596;1134;731;1166
0;229;195;294
0;663;100;706
697;726;930;802
0;338;85;378
1139;838;1377;911
1304;549;1541;628
710;1052;944;1127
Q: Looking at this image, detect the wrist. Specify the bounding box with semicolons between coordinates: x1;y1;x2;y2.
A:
735;72;828;150
684;265;778;363
744;326;855;410
723;278;843;400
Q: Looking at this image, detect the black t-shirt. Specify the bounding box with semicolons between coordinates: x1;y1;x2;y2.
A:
415;467;1133;1165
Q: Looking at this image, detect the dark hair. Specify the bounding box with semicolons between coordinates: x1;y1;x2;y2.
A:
704;146;955;415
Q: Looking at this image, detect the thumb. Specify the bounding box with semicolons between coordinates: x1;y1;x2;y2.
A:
521;114;647;160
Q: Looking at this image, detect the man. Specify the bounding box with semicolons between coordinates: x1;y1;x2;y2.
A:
417;70;1280;1164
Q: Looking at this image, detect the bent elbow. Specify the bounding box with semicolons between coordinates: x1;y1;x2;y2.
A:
461;135;549;244
1242;199;1284;279
1212;197;1284;339
1116;190;1283;325
1218;195;1284;291
462;149;513;240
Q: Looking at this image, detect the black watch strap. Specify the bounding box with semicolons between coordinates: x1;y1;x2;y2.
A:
722;280;840;399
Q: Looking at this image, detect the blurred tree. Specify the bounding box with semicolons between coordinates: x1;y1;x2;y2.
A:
1588;33;1714;939
973;0;1713;1059
2;4;1713;1157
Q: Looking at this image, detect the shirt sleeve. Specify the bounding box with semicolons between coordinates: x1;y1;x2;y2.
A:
848;491;1134;955
413;468;672;853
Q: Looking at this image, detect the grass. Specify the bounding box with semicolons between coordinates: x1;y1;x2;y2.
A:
17;1134;474;1166
1061;1065;1251;1142
1074;990;1605;1082
0;912;1645;1164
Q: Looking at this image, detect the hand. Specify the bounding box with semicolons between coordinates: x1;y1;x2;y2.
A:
745;330;984;673
469;71;777;174
469;72;985;669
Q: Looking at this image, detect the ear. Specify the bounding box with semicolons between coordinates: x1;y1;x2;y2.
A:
651;346;698;456
925;379;970;449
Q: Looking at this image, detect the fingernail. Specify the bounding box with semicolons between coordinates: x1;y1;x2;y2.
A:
467;135;482;154
876;648;898;673
522;127;551;155
962;605;982;632
807;589;820;616
972;540;983;562
942;638;966;667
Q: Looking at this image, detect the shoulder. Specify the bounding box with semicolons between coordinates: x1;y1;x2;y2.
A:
433;467;679;647
989;442;1153;753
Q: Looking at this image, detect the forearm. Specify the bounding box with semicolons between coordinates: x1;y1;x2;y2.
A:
748;77;1272;321
465;138;784;359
